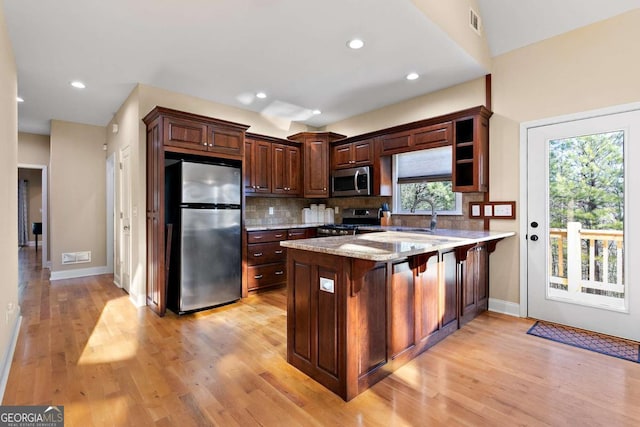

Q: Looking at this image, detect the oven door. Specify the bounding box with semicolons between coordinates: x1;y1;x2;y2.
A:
332;166;371;197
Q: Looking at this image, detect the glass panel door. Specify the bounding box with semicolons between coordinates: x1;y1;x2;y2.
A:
527;109;640;341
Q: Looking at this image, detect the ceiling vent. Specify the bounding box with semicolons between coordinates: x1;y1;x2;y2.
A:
469;8;481;35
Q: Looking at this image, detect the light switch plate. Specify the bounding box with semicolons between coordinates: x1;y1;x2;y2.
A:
319;277;334;293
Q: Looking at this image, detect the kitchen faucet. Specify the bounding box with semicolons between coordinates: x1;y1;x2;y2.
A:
424;199;438;231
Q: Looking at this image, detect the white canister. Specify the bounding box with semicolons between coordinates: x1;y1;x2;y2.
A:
309;204;319;223
302;208;312;224
324;208;335;224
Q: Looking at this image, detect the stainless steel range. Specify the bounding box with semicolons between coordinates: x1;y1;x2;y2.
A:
317;208;381;236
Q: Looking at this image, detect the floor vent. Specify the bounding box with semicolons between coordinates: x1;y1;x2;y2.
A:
469;8;481;35
61;251;92;264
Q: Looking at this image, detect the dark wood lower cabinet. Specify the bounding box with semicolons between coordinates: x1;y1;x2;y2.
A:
286;242;492;401
459;243;489;326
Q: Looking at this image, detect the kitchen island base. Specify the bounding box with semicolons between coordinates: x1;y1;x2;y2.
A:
286;240;496;401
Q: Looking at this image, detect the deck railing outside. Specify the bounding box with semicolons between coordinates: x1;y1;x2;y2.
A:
549;222;625;309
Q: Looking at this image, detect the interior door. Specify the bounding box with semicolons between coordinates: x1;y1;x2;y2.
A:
527;109;640;341
119;146;132;293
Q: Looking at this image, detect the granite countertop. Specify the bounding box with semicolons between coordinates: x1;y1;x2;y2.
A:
245;223;325;232
280;230;516;262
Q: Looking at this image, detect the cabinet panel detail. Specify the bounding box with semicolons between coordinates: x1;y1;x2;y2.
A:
417;256;440;339
164;118;207;150
414;122;452;148
357;265;387;377
292;261;313;361
317;268;339;377
390;261;415;358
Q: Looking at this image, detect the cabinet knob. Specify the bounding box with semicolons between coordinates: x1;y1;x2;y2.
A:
202;142;207;146
256;186;260;189
275;234;284;238
323;187;327;191
275;250;283;254
275;271;284;275
253;252;263;257
254;274;263;279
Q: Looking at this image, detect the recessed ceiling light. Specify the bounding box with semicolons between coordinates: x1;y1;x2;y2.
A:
70;81;86;89
347;38;364;50
312;109;321;115
16;96;24;103
406;72;419;81
256;92;267;99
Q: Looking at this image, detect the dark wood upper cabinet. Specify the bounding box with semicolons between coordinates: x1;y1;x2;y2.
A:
163;116;208;151
244;137;271;194
143;106;249;316
379;130;412;155
452;111;490;192
337;105;491;194
331;139;373;169
288;132;346;198
208;126;243;156
413;122;452;148
245;133;301;197
271;143;301;196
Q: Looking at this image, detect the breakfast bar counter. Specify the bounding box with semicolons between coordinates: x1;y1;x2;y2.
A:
280;230;515;400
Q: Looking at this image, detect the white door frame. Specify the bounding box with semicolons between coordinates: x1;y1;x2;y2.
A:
119;146;132;293
106;153;115;275
17;163;49;268
519;101;640;318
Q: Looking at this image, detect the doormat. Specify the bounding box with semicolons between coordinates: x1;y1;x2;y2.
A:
527;320;640;363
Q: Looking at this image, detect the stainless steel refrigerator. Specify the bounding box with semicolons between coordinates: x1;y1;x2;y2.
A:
165;160;241;313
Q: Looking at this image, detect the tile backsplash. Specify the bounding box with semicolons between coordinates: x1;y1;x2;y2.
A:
245;193;485;230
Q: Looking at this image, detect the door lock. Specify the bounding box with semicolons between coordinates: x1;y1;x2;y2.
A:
530;235;538;241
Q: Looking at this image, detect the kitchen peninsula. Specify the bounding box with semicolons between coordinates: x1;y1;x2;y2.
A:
281;229;515;400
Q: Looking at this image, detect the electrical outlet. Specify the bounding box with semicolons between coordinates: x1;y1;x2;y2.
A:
268;207;274;215
319;277;334;293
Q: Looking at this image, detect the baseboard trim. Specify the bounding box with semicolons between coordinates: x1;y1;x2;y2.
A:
488;298;521;317
0;313;22;402
130;294;146;308
50;266;109;281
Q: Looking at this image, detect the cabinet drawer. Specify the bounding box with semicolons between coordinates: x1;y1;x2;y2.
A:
287;228;316;240
247;263;287;289
247;229;287;243
247;242;286;266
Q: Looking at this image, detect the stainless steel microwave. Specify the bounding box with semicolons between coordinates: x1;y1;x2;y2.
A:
331;166;371;197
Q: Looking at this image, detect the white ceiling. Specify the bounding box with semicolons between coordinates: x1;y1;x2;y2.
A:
5;0;638;135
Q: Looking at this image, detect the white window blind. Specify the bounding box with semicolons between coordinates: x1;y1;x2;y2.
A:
396;146;452;180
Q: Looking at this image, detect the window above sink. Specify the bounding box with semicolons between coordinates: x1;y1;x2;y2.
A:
392;146;462;215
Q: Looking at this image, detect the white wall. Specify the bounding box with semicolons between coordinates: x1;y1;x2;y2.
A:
0;0;21;400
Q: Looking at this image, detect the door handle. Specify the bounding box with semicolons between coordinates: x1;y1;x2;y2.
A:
530;235;539;241
123;225;130;231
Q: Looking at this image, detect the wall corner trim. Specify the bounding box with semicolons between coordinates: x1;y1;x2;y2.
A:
50;266;110;281
0;314;22;402
488;298;521;317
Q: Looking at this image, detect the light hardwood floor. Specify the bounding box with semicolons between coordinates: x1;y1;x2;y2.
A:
4;247;640;426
